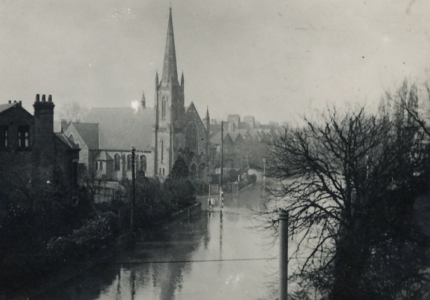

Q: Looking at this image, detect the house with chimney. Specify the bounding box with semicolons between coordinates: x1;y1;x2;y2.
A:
0;95;79;204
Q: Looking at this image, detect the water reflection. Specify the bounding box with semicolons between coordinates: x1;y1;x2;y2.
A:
219;210;223;274
33;184;277;300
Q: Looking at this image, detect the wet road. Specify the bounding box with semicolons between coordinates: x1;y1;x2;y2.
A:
34;183;279;300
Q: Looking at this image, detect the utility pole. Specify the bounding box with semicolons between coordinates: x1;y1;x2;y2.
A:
220;121;224;208
263;158;266;197
279;210;289;300
130;146;136;234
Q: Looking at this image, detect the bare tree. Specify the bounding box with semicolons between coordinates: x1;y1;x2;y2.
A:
264;104;429;299
58;101;89;124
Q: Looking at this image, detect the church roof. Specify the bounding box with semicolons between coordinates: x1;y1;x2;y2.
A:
95;151;113;161
83;107;154;151
161;8;179;86
71;122;99;149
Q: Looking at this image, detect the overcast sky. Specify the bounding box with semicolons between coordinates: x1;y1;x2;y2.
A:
1;0;430;123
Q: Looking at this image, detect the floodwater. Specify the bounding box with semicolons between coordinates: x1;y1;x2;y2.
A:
33;183;280;300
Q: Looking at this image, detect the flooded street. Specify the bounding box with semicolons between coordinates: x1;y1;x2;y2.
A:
34;183;280;300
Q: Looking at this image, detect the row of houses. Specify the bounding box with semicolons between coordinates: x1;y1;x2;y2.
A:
0;10;280;203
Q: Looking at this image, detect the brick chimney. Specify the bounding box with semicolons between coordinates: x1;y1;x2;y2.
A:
33;94;55;169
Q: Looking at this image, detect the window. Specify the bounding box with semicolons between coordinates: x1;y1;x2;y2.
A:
0;126;7;148
95;161;98;171
161;140;164;162
18;126;30;148
162;168;165;175
185;123;198;153
114;154;120;171
100;161;103;171
161;97;167;119
69;134;74;143
127;154;131;170
140;155;147;171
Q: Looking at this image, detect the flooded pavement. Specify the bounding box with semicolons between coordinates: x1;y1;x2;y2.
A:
32;183;279;300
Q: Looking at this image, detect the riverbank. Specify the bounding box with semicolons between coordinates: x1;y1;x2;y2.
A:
0;201;201;300
27;182;277;300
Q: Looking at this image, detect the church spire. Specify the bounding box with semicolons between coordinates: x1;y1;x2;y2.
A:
161;8;178;85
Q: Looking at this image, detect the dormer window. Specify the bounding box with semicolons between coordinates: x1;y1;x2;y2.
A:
0;126;8;148
18;126;30;148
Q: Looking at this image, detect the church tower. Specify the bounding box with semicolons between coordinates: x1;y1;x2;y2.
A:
154;8;185;177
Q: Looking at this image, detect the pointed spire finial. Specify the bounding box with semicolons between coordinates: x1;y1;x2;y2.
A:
161;7;178;85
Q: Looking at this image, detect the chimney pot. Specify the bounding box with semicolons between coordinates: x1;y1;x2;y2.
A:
8;100;11;104
19;100;22;106
42;95;46;102
13;100;17;103
48;95;52;102
36;94;40;102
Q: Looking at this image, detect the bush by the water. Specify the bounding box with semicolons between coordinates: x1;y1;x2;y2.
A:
46;212;119;262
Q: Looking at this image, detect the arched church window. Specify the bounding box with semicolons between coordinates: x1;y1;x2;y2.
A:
114;154;120;171
127;154;131;170
69;134;74;143
140;155;147;171
161;97;167;119
185;122;198;153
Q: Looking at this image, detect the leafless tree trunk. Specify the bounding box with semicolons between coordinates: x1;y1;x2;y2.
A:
264;104;429;299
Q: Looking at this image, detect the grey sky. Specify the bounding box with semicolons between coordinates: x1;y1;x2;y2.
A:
1;0;429;123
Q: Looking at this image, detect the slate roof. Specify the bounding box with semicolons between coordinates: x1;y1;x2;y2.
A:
248;129;262;140
0;103;31;117
83;107;155;151
55;133;80;149
95;151;113;161
0;103;14;114
228;131;242;142
210;131;232;145
71;123;99;149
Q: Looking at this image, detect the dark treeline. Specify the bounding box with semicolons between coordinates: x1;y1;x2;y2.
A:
0;157;198;292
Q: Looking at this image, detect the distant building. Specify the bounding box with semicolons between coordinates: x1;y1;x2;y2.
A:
243;116;255;129
0;95;79;201
227;115;240;132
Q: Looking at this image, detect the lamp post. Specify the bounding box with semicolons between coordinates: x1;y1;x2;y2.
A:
130;146;136;234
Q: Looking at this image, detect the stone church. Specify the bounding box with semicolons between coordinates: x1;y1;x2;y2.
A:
154;8;210;180
65;9;210;182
